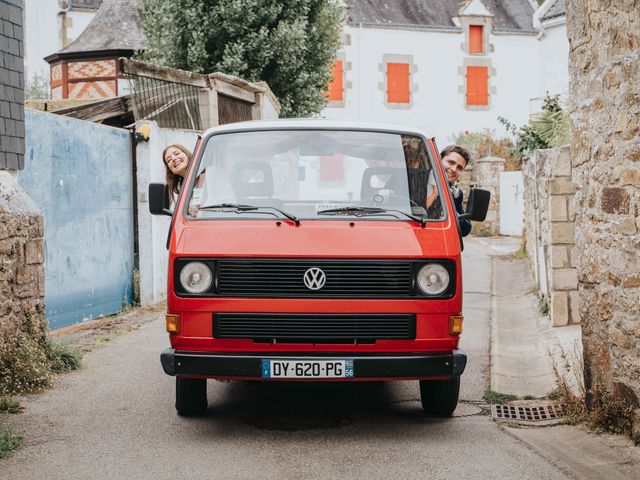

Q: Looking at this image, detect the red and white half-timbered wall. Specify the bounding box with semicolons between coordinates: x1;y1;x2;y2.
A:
50;58;120;100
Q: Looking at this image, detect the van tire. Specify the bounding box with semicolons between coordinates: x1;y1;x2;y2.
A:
419;376;460;416
175;377;207;416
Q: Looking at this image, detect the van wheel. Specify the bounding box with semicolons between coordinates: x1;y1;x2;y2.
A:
175;377;207;416
419;377;460;416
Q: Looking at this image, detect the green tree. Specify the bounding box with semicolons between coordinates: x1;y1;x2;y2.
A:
25;72;49;100
139;0;344;117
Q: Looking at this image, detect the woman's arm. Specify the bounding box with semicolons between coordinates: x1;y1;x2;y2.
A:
426;184;438;209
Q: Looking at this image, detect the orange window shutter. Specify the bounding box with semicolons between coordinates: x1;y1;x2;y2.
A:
469;25;484;54
387;63;410;103
466;66;489;105
327;60;343;101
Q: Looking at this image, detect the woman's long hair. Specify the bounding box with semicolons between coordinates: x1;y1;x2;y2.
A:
162;144;192;204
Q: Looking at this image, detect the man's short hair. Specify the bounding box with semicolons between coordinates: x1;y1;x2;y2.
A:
440;145;471;167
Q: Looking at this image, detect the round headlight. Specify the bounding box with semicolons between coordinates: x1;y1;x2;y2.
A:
179;261;213;294
417;264;450;295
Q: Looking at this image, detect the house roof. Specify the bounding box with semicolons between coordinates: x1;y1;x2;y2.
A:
52;0;147;58
347;0;536;33
541;0;565;22
69;0;103;9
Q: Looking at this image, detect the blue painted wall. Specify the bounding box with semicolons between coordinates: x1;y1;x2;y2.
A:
20;109;134;329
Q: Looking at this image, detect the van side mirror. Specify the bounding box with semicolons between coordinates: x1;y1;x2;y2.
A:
459;188;490;221
149;183;172;216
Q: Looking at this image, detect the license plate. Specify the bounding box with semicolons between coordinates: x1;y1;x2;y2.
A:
261;359;354;379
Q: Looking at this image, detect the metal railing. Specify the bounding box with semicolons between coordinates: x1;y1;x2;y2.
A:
120;59;205;130
124;73;202;130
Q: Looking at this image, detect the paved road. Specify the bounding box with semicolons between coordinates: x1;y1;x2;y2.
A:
1;239;570;480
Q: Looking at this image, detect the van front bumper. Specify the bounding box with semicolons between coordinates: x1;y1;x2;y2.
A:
160;348;467;379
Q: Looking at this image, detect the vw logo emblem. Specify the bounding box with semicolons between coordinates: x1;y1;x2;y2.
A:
303;268;326;290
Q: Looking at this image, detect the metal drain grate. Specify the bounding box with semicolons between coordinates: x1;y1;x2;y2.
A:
491;403;565;421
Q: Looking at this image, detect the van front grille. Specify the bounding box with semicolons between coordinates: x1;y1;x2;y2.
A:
216;260;413;297
213;313;416;342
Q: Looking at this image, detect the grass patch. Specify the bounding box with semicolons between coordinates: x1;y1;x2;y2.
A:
0;398;22;414
483;389;519;404
523;395;536;400
47;340;82;373
0;425;23;459
547;386;565;400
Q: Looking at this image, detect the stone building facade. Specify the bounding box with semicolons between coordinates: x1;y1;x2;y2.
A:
566;0;640;425
0;0;25;169
523;146;579;326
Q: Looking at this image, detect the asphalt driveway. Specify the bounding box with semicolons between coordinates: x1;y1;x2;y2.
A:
0;240;570;480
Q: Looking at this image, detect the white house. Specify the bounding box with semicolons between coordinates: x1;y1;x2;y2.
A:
22;0;568;135
533;0;568;109
24;0;101;89
321;0;569;144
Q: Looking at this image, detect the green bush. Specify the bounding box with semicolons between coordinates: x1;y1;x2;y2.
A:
561;384;637;441
451;129;516;161
498;94;570;160
0;331;82;394
0;331;51;394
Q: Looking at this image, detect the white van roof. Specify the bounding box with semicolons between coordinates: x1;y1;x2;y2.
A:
202;118;430;138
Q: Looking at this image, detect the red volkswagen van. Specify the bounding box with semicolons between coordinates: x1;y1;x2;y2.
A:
149;120;489;417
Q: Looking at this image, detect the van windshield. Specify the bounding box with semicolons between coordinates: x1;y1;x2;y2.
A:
185;130;445;221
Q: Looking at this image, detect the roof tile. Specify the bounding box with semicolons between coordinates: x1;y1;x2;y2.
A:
347;0;536;33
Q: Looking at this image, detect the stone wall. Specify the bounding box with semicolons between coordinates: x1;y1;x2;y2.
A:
0;0;25;170
0;172;46;348
468;156;504;236
567;0;640;423
523;146;579;326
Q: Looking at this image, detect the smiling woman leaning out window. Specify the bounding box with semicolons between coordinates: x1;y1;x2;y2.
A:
162;144;207;209
162;144;193;205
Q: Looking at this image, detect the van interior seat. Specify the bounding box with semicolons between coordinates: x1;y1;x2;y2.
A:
360;167;409;203
230;161;283;209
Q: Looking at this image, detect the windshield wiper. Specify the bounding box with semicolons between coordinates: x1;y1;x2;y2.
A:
317;206;425;227
199;203;300;225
